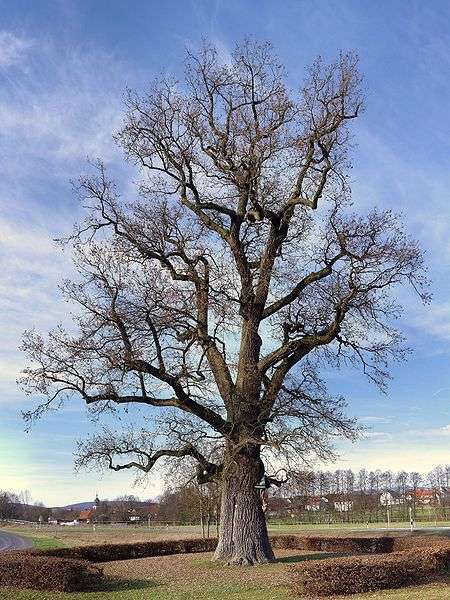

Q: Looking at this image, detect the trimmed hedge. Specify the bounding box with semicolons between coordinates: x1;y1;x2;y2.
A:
392;535;450;551
23;537;219;563
20;535;391;563
0;553;103;592
270;534;394;554
6;532;447;595
16;535;393;565
290;545;450;597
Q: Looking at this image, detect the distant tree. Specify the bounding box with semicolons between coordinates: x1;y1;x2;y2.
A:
380;470;393;491
317;471;331;496
409;471;422;516
157;485;200;523
0;492;18;520
357;468;368;493
110;494;142;522
409;471;422;490
345;469;355;494
21;40;427;564
396;471;408;494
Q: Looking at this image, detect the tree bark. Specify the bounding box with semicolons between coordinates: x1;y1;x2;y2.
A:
213;444;275;565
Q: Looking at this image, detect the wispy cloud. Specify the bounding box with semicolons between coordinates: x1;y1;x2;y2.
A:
411;303;450;342
359;416;392;424
406;424;450;438
0;42;127;183
0;31;136;405
364;431;393;443
0;214;71;401
0;31;32;68
2;2;450;501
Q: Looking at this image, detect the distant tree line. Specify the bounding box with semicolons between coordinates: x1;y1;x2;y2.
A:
271;463;450;524
0;490;49;522
283;464;450;498
2;464;448;526
156;464;450;526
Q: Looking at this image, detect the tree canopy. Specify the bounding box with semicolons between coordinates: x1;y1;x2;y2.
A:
21;41;427;563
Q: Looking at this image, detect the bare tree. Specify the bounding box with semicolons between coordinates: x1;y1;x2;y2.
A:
20;40;427;564
0;491;18;520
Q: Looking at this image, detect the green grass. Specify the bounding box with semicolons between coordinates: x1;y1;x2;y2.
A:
2;579;450;600
3;520;449;551
1;524;448;599
29;536;66;550
267;520;450;531
0;581;289;600
3;530;66;550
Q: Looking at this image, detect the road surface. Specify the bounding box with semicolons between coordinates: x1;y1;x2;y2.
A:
0;530;32;551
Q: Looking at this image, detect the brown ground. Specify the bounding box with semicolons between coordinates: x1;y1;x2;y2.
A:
99;535;450;597
101;548;343;589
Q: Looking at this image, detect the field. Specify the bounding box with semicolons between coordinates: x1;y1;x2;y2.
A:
1;523;449;599
3;521;450;548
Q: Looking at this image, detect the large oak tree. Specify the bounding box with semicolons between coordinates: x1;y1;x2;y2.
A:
21;40;427;564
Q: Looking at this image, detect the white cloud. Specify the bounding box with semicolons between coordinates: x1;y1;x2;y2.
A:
0;214;72;402
364;431;393;442
359;416;392;424
411;303;450;342
0;31;32;68
0;47;126;178
406;424;450;438
329;444;449;473
0;36;140;406
355;126;450;267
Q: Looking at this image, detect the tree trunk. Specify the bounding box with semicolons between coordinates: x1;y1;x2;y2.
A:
200;497;205;539
213;444;275;565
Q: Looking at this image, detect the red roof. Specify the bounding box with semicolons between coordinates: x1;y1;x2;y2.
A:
78;509;95;520
412;489;435;498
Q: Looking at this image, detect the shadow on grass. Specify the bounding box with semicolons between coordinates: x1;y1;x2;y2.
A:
276;552;347;564
191;552;349;569
89;578;160;592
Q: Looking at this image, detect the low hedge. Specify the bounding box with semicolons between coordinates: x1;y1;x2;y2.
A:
392;535;450;551
16;535;393;564
5;533;448;594
291;545;450;596
270;534;393;553
20;535;391;563
0;553;103;592
23;537;219;563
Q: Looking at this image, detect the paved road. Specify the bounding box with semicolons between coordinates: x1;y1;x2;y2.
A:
0;531;32;551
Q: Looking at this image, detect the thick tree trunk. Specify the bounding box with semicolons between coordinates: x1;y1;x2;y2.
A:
213;444;275;565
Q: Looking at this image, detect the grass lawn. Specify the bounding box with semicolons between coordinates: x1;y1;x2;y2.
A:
1;555;449;600
0;528;66;550
28;536;66;550
1;546;449;600
2;583;450;600
3;521;449;549
1;524;448;599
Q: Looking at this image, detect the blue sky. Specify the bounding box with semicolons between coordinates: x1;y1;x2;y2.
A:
0;0;449;506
